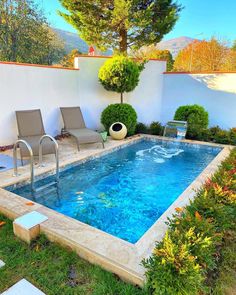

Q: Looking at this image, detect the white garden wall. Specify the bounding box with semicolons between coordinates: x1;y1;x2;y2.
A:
0;57;236;147
161;73;236;129
75;56;166;131
0;62;80;146
0;58;166;146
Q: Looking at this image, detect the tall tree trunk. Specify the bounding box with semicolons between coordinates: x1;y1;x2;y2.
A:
11;34;18;61
120;92;124;104
119;26;127;54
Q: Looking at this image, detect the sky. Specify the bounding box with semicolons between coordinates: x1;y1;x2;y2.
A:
36;0;236;43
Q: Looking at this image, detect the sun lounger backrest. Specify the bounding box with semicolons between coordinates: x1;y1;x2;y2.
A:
16;109;45;137
60;107;86;130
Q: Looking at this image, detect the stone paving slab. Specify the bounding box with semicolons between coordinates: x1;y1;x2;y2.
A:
0;259;5;268
1;279;45;295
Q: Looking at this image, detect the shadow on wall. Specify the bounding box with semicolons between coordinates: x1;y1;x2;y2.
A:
191;74;236;94
162;73;236;129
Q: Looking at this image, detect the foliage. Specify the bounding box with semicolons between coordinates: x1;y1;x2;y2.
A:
211;231;236;294
149;122;163;135
136;122;149;134
0;215;144;295
135;122;164;135
229;128;236;145
174;104;209;139
135;120;235;146
0;0;65;65
59;0;182;53
197;126;236;145
135;46;174;71
98;56;144;103
101;103;137;136
60;49;81;67
173;37;236;72
144;148;236;294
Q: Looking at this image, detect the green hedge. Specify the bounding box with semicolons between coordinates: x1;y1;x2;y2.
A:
135;122;164;136
101;103;137;136
143;149;236;294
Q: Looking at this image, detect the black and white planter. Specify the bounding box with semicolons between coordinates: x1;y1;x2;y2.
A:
109;122;127;140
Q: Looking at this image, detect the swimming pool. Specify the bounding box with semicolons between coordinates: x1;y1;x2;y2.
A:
8;139;221;243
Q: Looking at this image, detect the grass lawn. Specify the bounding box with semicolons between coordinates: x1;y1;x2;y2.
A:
0;214;145;295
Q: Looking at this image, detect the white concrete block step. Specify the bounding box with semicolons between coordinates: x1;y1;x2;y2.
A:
14;211;48;230
1;279;46;295
0;259;5;268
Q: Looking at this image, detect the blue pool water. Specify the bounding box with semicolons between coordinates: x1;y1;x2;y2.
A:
8;139;221;243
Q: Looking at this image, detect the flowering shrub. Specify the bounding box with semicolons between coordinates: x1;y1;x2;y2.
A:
143;149;236;294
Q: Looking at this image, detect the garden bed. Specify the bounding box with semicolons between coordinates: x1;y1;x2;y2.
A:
144;148;236;294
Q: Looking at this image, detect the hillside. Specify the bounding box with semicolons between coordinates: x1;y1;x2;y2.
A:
53;28;111;55
156;36;197;57
53;29;196;57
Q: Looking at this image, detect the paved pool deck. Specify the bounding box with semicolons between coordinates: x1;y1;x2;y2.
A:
0;135;233;286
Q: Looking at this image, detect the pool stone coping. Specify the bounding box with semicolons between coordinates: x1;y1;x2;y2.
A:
0;135;233;286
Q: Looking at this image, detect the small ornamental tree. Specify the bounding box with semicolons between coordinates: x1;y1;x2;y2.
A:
98;56;144;103
135;46;174;71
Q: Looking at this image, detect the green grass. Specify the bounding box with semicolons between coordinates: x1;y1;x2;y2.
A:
0;214;145;295
211;230;236;295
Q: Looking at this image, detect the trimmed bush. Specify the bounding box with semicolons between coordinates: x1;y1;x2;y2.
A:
98;56;144;103
174;104;209;139
143;149;236;294
149;121;163;135
136;122;149;134
101;103;137;136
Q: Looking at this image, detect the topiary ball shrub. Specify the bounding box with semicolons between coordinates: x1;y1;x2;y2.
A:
101;103;137;136
174;104;209;139
98;56;144;103
135;122;149;134
149;121;163;135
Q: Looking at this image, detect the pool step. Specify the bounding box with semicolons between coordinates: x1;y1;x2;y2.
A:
34;181;59;193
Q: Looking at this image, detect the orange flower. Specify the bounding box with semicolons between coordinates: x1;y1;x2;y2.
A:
195;211;202;221
25;202;34;206
189;255;195;261
0;221;6;227
175;207;183;213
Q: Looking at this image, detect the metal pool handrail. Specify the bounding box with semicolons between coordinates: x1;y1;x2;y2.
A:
13;139;35;191
39;135;59;184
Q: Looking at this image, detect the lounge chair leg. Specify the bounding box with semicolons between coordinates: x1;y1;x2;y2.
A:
102;142;105;149
77;142;80;151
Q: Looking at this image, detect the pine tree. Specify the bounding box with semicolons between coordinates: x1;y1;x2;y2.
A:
59;0;182;54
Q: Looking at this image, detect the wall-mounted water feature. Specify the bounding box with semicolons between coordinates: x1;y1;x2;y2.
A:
163;120;187;140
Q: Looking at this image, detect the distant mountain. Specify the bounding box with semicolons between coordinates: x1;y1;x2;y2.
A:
53;29;196;58
53;28;111;55
156;36;197;57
